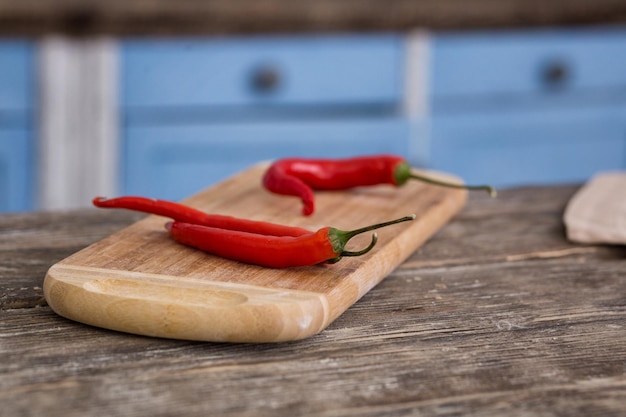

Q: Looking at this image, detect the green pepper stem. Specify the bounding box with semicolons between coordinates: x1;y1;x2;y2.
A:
342;214;416;241
409;172;497;197
329;214;416;259
341;233;378;257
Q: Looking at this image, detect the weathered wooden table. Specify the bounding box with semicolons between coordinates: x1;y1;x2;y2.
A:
1;185;625;416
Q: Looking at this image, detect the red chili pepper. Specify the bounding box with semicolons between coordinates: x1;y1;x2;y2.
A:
262;154;496;216
92;196;311;237
166;214;415;268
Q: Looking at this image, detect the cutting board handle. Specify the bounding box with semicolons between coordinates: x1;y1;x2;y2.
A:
44;265;330;343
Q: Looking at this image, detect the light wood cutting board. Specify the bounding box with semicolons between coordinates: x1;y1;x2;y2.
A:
44;163;467;343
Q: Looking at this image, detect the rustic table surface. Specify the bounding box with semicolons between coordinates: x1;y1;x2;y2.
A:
1;185;625;417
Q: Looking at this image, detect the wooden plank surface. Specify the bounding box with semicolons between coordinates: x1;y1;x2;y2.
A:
2;184;626;417
43;164;467;342
1;0;626;36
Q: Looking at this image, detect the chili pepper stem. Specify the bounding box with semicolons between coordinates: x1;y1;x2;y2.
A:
394;162;496;197
341;233;378;257
329;214;416;258
409;172;497;197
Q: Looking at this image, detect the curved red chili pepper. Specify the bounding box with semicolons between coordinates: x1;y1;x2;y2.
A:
262;155;496;216
93;196;311;237
166;214;415;268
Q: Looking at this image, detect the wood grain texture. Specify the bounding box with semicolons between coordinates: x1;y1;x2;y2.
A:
2;184;626;417
0;208;144;310
1;0;626;36
43;164;467;342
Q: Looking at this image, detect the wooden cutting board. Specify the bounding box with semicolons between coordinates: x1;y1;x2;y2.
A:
44;163;467;343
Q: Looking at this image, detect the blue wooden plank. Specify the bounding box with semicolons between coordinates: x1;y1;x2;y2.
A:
0;41;34;113
121;35;404;109
123;118;409;200
431;28;626;99
0;41;34;212
430;105;626;187
0;129;34;212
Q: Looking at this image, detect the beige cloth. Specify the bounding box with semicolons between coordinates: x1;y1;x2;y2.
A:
564;172;626;245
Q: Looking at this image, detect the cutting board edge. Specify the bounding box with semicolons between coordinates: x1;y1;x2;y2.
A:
43;264;332;343
324;186;469;321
